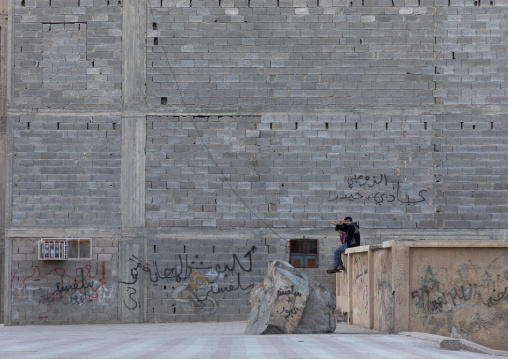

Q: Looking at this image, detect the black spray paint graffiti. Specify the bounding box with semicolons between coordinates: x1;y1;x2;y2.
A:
276;285;304;319
277;306;299;319
119;246;257;312
411;266;508;317
276;285;303;303
328;173;427;205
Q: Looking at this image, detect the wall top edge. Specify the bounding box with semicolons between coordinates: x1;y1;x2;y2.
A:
381;239;508;249
345;240;508;254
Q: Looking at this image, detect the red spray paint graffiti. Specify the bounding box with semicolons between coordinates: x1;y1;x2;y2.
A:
11;262;113;319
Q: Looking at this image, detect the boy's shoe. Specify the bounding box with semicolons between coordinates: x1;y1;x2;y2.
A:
326;266;345;274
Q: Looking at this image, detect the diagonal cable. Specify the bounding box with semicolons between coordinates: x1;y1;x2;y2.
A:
147;3;289;241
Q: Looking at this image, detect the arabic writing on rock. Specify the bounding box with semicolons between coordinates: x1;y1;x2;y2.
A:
329;173;428;205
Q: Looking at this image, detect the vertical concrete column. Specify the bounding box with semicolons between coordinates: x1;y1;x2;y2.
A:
119;0;147;324
1;3;10;324
346;252;353;324
121;117;146;227
392;241;410;332
368;248;374;330
122;0;146;105
119;237;147;323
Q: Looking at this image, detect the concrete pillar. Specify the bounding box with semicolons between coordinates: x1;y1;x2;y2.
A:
0;11;9;324
368;249;374;330
121;117;146;227
122;0;146;106
392;241;410;332
118;0;147;323
119;236;147;323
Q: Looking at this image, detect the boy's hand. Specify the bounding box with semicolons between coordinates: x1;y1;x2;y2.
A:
330;218;336;225
339;218;343;225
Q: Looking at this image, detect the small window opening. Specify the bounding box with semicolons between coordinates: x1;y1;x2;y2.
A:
290;239;318;268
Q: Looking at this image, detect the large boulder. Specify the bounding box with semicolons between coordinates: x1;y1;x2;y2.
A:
245;259;336;334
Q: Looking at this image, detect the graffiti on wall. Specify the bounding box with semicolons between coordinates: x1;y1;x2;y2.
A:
411;263;508;317
11;262;115;319
328;173;428;205
120;246;257;314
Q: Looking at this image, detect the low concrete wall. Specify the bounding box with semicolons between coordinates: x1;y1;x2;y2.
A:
336;240;508;351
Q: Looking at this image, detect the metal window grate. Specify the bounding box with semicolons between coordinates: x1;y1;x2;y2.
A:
38;238;92;260
38;239;68;260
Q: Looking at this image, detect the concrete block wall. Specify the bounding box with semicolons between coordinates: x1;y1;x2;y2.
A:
147;0;436;107
3;0;508;325
10;115;121;227
9;237;119;325
433;114;508;229
141;237;268;322
12;0;122;106
434;5;508;105
146;114;437;229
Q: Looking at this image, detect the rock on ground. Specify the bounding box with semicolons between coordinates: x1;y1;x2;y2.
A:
245;259;336;334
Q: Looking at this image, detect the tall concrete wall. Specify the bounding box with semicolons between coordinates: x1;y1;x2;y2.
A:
3;0;508;325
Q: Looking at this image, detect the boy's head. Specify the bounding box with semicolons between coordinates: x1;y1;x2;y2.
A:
344;216;353;224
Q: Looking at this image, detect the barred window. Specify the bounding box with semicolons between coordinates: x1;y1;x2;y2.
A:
289;239;318;268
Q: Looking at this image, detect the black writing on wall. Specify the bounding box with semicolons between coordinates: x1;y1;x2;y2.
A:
120;246;257;314
329;173;428;205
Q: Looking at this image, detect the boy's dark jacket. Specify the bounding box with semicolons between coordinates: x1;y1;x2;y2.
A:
335;222;360;248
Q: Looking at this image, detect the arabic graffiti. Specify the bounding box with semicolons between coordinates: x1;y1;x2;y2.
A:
347;173;388;189
11;262;115;320
411;265;508;317
120;246;257;313
329;173;428;205
276;285;303;302
277;306;299;319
